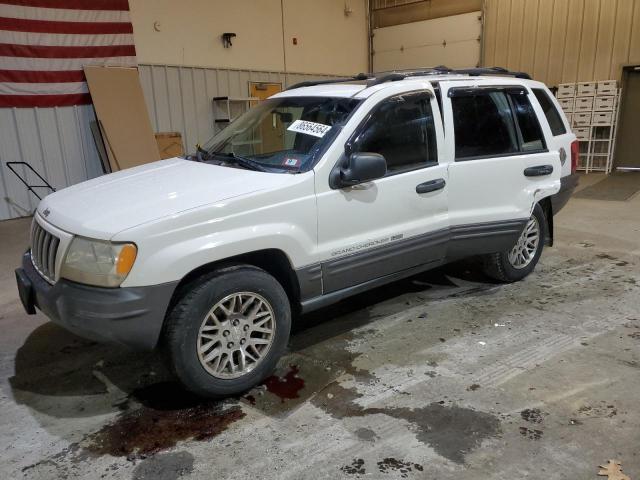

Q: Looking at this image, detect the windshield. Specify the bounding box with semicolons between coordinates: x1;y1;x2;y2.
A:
199;96;361;172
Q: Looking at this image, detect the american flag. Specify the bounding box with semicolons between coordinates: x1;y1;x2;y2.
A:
0;0;136;108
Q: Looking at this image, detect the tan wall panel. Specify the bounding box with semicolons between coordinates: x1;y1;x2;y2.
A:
577;0;601;80
532;0;554;81
506;0;526;69
493;0;512;67
519;0;540;75
483;0;640;86
546;0;569;86
560;0;585;83
610;0;635;79
483;0;499;64
630;0;640;61
593;0;617;80
128;0;368;76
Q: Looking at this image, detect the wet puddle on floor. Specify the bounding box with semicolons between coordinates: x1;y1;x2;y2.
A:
240;354;337;415
86;356;329;459
262;364;305;402
85;382;245;459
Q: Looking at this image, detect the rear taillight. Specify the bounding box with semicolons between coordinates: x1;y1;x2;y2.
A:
570;140;579;174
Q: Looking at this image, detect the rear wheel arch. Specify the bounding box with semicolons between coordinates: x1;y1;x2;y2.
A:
537;197;553;246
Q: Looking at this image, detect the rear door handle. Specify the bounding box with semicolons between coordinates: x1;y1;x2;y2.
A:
416;178;446;194
524;165;554;177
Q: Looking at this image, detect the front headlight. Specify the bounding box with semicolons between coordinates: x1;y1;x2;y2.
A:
60;237;137;287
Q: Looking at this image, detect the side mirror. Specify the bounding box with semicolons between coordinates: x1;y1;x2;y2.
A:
339;152;387;187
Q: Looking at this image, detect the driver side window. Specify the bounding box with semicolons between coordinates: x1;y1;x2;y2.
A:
352;91;438;174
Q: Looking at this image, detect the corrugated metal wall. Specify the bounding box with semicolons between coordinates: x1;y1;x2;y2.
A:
0;104;103;222
0;66;336;221
483;0;640;86
137;64;337;154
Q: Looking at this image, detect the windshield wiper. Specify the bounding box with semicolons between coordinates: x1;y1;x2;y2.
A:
208;152;269;172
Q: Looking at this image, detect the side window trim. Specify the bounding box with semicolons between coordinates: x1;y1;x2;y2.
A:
448;85;527;97
506;92;548;154
453;89;519;161
345;89;439;176
531;87;567;136
452;87;548;162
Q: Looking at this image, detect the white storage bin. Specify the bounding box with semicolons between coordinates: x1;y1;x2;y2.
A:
574;126;591;141
565;113;573;125
574;96;594;111
573;112;592;126
556;84;576;98
596;80;617;95
591;112;613;125
577;82;596;96
558;97;574;112
594;96;615;111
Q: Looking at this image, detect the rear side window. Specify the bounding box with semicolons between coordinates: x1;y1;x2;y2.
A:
532;88;567;136
352;91;437;173
452;91;519;159
511;92;546;151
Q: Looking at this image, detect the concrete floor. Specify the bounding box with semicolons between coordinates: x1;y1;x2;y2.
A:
1;173;639;480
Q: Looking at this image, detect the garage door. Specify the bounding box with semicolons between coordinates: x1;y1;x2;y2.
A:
372;11;482;72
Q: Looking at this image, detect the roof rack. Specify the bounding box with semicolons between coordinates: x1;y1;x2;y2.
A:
366;66;531;86
285;67;531;91
436;66;531;79
286;73;372;90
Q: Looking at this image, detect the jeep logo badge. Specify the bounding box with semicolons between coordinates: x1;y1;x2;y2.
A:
42;208;50;217
559;147;567;165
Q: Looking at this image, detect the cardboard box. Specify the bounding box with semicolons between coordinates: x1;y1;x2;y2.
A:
558;97;574;112
577;82;596;96
594;96;615;111
155;132;184;159
557;84;576;98
574;96;594;111
591;112;613;125
573;112;592;126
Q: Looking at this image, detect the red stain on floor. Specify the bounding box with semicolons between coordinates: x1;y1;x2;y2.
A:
263;365;305;402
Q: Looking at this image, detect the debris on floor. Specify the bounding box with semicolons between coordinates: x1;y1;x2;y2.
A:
598;460;631;480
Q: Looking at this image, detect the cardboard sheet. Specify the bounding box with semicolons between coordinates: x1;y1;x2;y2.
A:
155;132;184;159
84;66;159;171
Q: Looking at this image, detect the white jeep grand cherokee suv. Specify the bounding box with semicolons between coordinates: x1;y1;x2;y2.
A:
16;67;579;398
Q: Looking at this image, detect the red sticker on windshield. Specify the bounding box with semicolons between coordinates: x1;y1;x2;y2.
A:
282;158;301;167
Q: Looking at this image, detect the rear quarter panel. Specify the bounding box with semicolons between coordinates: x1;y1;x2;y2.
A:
528;82;577;178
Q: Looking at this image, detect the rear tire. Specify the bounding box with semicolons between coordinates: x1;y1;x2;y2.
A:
163;265;291;398
483;204;546;283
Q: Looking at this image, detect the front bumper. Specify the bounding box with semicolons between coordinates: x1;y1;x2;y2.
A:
16;251;178;350
551;173;579;215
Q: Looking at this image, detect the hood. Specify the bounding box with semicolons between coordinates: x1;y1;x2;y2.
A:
38;158;289;239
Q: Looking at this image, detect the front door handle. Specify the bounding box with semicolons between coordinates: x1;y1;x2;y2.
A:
524;165;554;177
416;178;446;194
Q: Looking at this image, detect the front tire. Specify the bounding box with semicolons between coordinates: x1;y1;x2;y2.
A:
483;204;546;282
163;265;291;398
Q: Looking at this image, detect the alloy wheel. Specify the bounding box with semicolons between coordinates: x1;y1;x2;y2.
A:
508;216;540;269
197;292;276;379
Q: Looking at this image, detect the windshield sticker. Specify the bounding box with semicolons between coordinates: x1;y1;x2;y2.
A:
287;119;331;138
282;157;301;167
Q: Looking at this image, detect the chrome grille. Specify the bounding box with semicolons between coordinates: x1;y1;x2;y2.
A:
30;220;60;283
